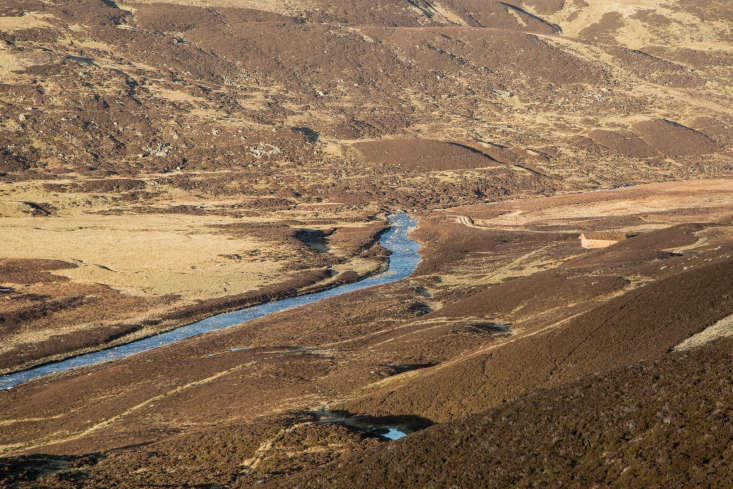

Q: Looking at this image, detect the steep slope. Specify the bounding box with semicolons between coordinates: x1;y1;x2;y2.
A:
264;336;733;489
342;255;733;421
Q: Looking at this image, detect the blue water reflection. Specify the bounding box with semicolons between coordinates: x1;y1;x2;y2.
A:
0;213;420;390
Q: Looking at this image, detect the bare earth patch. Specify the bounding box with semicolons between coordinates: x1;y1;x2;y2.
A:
674;314;733;351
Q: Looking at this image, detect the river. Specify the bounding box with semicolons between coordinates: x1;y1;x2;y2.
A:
0;213;420;390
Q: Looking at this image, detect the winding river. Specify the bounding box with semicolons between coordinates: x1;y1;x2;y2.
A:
0;213;420;390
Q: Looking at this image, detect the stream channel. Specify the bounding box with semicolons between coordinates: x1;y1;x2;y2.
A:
0;213;420;391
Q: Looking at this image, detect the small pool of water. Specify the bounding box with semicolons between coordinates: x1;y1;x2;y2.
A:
310;409;432;441
0;213;420;390
383;428;407;440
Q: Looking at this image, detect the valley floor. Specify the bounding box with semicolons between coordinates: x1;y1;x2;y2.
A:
1;178;732;487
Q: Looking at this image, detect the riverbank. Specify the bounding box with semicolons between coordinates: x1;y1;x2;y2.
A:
0;214;419;390
0;207;390;375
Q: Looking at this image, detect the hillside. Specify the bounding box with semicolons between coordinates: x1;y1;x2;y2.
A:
1;180;732;488
264;337;733;489
0;1;731;488
2;0;732;366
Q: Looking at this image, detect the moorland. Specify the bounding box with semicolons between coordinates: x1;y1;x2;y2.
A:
0;0;732;487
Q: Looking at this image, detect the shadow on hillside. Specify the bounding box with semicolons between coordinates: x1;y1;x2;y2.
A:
308;409;435;439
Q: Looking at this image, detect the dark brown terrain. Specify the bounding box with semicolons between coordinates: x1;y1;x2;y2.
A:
0;0;732;487
264;337;733;489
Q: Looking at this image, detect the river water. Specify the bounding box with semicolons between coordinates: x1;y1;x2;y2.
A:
0;213;420;390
